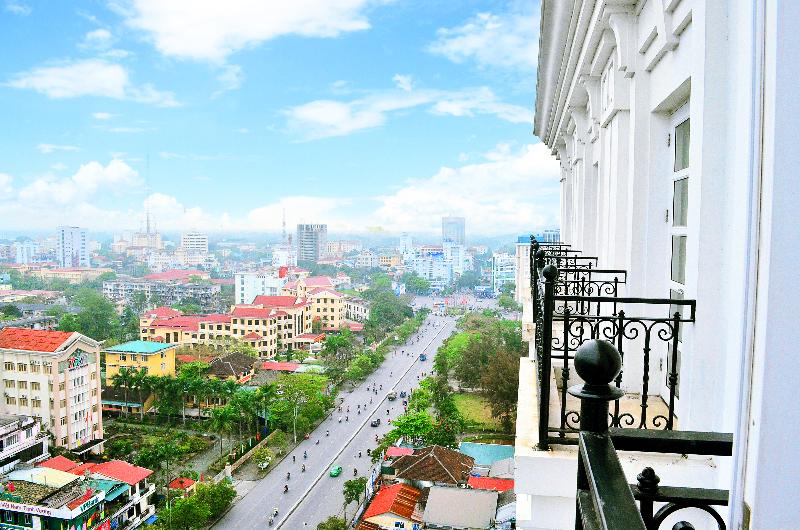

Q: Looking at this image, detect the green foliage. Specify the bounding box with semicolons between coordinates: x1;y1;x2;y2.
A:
161;496;211;530
269;374;332;443
0;304;22;319
317;517;348;530
172;301;202;315
480;349;521;432
438;332;473;365
342;477;367;519
106;438;134;459
402;272;430;294
455;270;482;290
193;480;237;520
252;446;274;466
58;288;120;341
498;293;521;312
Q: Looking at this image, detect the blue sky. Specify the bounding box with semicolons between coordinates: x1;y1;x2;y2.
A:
0;0;559;236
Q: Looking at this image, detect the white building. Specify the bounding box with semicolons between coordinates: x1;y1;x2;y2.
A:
272;243;298;267
180;231;209;254
491;252;515;294
399;233;414;263
345;297;370;322
515;1;800;529
442;216;466;245
0;328;103;451
56;226;88;268
412;253;452;289
235;271;288;305
0;413;48;473
13;240;39;264
443;241;471;276
355;250;380;269
296;223;327;262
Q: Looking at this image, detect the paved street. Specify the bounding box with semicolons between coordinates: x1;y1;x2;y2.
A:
213;310;457;529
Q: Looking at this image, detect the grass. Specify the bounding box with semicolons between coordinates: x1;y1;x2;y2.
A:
452;392;502;431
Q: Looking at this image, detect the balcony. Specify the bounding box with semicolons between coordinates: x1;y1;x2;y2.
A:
514;238;732;530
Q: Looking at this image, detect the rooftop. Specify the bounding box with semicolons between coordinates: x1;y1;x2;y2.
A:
261;361;300;372
467;476;515;492
458;441;515;466
393;445;475;485
143;269;208;282
0;327;76;352
423;486;498;529
363;483;421;521
251;295;307;308
105;340;176;354
168;477;196;490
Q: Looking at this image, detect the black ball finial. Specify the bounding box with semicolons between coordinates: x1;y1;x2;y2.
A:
541;264;558;282
535;248;546;261
573;340;622;385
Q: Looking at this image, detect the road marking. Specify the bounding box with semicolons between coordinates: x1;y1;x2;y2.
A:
274;317;453;529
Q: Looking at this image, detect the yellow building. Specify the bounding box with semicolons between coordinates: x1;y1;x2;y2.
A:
306;287;345;331
104;340;177;385
32;267;113;284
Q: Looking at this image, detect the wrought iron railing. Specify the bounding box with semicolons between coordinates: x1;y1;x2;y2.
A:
528;239;696;450
570;340;731;530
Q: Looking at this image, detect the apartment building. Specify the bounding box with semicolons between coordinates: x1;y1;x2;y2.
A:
56;226;88;268
282;275;334;297
32;267;113;284
250;295;313;350
296;223;327;262
442;216;465;245
103;275;221;310
13;241;39;265
306;288;345;331
490;253;515;294
0;328;103;452
515;1;800;528
326;240;363;255
355;250;380;269
180;232;209;254
234;270;288;305
0;413;48;473
104;340;177;385
345;297;370;323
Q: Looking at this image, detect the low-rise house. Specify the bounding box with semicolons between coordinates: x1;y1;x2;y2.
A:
0;414;48;473
423;486;498;530
344;297;370;322
0;466;109;530
39;456;156;529
207;352;257;384
105;340;178;384
467;476;514;493
168;476;197;498
361;483;422;529
392;445;475;488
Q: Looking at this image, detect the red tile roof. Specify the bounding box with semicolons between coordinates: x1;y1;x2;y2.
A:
168;477;196;489
296;333;325;342
38;456;79;472
261;361;300;372
144;269;208;282
363;483;421;521
200;314;232;323
69;462;97;476
176;354;214;364
302;276;334;287
231;306;275;318
91;460;153;485
243;332;262;341
211;278;234;285
467;476;515;492
307;287;343;297
149;316;203;332
385;446;414;459
143;306;182;318
0;328;75;352
341;321;364;332
393;445;475;485
251;295;307;308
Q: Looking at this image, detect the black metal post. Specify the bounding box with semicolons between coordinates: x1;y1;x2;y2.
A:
537;264;558;450
636;467;660;529
568;339;625;434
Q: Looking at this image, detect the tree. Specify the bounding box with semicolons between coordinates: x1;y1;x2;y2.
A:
210;405;238;456
173;301;202;315
481;349;521;432
388;410;434;446
342;477;367;521
453;334;493;389
193;481;236;520
110;367;136;417
455;270;481;290
119;307;140;342
402;272;430;295
0;304;22;319
66;288;120;341
317;517;348;530
252;446;274;467
270;374;331;443
161;496;211;530
498;293;521;312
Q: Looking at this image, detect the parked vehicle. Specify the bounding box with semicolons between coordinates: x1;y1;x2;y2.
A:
387;391;397;401
370;418;381;427
329;465;343;477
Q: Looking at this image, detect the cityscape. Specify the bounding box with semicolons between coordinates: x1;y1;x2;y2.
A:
0;1;797;530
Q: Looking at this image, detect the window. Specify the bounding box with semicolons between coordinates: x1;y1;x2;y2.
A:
44;364;52;374
6;397;16;405
4;362;13;371
31;382;40;391
30;363;40;373
669;107;690;288
32;398;41;408
19;397;28;407
18;381;27;390
61;437;67;446
59;382;65;391
17;363;26;372
4;380;15;388
61;416;67;426
60;399;67;407
130;354;137;362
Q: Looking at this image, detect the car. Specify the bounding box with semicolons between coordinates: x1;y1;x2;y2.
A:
420;354;427;361
399;391;407;398
387;391;397;401
329;465;342;477
370;418;381;427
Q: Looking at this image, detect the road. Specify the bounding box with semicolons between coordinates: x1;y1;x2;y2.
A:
213;311;457;529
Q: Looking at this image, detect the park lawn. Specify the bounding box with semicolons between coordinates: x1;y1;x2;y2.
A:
453;392;502;431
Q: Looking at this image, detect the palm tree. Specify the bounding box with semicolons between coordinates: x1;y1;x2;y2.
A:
210;405;237;456
110;367;135;417
130;368;149;422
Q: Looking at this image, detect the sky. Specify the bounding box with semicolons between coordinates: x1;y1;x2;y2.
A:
0;0;559;237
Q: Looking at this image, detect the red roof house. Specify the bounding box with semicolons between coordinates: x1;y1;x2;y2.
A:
90;460;153;485
467;476;515;492
251;295;307;308
0;328;76;352
142;306;182;319
384;446;414;459
362;483;422;525
261;361;300;372
38;455;79;472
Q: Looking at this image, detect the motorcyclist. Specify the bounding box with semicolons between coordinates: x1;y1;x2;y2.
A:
358;451;362;458
326;430;330;436
286;472;291;480
302;464;306;472
303;450;307;459
353;468;358;476
283;484;289;494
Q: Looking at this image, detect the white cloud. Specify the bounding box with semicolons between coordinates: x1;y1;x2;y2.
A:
428;9;538;72
392;74;413;92
80;29;113;51
285;84;530;140
50;163;68;171
4;1;31;15
13;159;143;209
119;0;375;62
92;112;115;120
0;173;12;195
6;59;179;107
37;144;79;154
107;126;151;133
215;64;244;94
372;143;560;234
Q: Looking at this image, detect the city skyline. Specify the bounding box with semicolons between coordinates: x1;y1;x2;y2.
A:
0;1;559;235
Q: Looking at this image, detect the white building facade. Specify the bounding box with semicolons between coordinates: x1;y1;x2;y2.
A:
516;1;800;529
491;252;515;294
235;271;288;305
0;328;103;451
13;241;39;265
56;226;88;268
0;414;48;473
